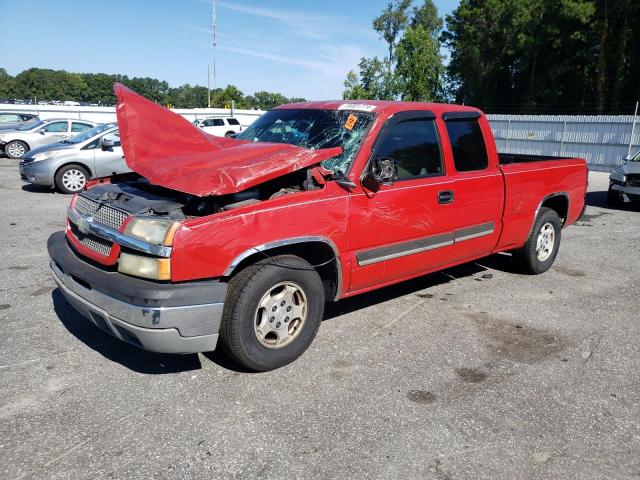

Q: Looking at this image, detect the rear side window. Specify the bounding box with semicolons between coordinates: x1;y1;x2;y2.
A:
72;122;93;132
227;118;240;125
376;118;443;180
445;118;488;172
212;119;225;127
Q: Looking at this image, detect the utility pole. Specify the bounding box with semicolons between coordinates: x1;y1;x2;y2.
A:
628;101;639;158
207;0;217;108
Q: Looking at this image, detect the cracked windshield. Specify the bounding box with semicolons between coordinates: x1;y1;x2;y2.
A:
235;108;375;173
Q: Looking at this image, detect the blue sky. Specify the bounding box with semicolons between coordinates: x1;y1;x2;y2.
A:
1;0;460;100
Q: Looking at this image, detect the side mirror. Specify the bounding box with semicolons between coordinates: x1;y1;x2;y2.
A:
101;138;115;150
37;128;45;135
361;157;397;192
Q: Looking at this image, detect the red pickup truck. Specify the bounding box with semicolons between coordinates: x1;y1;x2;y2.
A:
48;84;588;371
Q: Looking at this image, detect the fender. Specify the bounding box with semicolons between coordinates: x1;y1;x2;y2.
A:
224;236;343;301
526;192;569;239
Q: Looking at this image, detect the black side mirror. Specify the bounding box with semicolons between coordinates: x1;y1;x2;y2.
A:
362;156;396;192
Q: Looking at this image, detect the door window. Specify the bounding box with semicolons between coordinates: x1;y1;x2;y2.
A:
445;118;488;172
71;122;93;132
212;119;225;127
44;121;68;132
0;114;20;122
376;118;443;180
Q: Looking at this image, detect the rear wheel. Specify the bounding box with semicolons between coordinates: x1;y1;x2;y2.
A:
5;140;28;159
513;207;562;274
55;164;89;194
220;255;324;371
224;131;235;137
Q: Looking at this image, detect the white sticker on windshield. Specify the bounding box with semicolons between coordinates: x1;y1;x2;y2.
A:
338;103;377;112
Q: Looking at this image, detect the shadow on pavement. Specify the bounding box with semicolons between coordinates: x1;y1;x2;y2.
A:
52;288;202;374
324;253;515;321
52;252;518;373
585;190;640;212
21;183;55;194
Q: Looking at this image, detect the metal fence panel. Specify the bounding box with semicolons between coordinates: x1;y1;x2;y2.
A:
488;114;640;172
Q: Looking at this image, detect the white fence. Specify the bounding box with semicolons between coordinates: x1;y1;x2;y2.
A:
0;104;264;127
487;114;639;172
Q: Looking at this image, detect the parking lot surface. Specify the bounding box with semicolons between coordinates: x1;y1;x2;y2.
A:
1;159;638;479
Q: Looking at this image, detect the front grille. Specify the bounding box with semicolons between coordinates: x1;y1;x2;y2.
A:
75;195;129;230
70;222;113;256
627;174;640;187
19;157;34;166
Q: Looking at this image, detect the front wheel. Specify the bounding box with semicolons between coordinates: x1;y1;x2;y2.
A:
55;164;89;194
220;255;325;371
513;207;562;274
5;140;29;159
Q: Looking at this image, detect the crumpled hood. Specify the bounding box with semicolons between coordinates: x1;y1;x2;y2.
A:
114;83;341;196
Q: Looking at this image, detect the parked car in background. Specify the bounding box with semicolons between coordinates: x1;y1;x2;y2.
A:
0;112;40;131
608;150;640;205
0;118;96;158
192;116;243;137
19;123;127;194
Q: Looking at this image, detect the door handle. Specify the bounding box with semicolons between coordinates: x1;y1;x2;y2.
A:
438;190;455;204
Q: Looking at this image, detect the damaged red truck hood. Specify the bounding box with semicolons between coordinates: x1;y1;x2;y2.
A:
114;83;341;196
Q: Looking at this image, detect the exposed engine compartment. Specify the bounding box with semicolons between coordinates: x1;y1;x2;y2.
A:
81;168;321;220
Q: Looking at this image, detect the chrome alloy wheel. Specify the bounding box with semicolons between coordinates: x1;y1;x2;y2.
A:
536;222;556;262
61;168;87;192
7;142;26;158
254;281;308;348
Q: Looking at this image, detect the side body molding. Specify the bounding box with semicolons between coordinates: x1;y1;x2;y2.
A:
224;236;343;301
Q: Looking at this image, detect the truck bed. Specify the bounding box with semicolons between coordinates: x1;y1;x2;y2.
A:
498;153;577;165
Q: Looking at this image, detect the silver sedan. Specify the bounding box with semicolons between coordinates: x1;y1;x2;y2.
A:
19;123;130;194
0;118;97;158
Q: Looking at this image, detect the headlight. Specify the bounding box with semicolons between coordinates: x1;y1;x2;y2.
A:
123;217;180;246
610;171;626;183
118;253;171;280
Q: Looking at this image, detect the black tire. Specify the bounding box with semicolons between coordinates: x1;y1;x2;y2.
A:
220;255;325;371
513;207;562;274
5;140;29;159
224;131;235;137
607;186;623;207
54;164;89;194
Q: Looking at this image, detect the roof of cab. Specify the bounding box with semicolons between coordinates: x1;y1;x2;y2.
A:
276;100;483;117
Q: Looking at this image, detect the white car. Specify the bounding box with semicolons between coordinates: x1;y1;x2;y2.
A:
192;117;243;137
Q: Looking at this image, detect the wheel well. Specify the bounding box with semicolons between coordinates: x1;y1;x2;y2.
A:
225;131;235;136
55;162;92;179
227;241;340;301
541;194;569;223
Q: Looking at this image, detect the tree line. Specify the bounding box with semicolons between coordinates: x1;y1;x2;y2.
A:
344;0;640;114
0;68;306;110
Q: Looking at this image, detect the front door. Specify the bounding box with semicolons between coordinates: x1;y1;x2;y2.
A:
94;130;127;177
349;112;459;292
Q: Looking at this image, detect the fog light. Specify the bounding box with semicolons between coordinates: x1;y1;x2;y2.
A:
118;253;170;280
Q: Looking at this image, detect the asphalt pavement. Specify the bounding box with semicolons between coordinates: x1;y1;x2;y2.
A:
1;159;638;479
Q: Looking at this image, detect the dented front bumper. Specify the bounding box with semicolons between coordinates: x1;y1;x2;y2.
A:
48;232;227;354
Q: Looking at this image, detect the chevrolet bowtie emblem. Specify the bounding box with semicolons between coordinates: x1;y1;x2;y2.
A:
77;215;92;235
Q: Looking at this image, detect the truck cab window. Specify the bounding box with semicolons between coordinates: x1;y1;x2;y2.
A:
376;119;443;180
445;118;488;172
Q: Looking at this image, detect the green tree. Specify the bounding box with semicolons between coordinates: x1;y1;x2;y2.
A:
342;70;367;99
372;0;413;70
395;24;444;101
0;68;18;99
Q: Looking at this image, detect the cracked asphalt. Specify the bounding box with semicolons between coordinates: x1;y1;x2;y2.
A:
1;159;639;479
